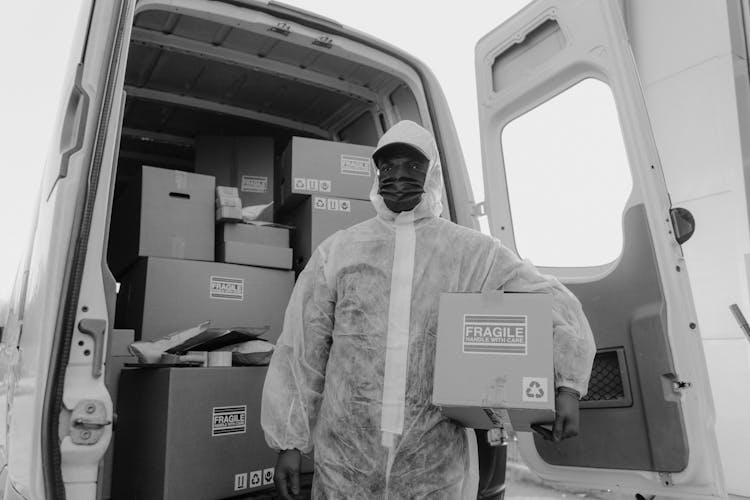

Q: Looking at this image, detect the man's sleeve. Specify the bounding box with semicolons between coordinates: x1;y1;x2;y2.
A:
489;243;596;397
261;244;336;453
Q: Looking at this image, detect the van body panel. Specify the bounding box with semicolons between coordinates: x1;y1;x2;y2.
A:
475;0;725;497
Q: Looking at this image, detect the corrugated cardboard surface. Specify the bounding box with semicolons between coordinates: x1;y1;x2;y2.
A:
217;222;290;248
281;196;376;273
195;136;274;221
112;367;303;500
218;241;292;270
108;166;215;277
115;257;293;342
279;137;375;208
433;291;554;431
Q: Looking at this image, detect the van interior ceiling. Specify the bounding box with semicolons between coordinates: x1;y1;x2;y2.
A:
117;8;425;182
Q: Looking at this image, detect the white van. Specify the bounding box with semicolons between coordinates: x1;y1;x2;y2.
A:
1;0;746;498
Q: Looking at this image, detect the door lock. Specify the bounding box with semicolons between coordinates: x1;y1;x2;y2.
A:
70;400;111;445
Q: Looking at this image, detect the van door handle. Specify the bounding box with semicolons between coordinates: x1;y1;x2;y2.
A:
77;318;106;378
48;63;90;199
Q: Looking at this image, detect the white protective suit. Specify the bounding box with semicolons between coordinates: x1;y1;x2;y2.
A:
261;120;596;499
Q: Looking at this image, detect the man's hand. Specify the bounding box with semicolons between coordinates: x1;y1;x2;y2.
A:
275;449;301;500
552;388;580;442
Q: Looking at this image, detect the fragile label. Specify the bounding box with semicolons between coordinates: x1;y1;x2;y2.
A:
522;377;549;402
212;405;247;436
462;314;527;355
210;276;244;301
241;175;268;193
341;154;372;177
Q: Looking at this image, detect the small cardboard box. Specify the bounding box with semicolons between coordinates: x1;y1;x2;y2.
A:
278;137;375;209
280;196;376;272
112;367;312;500
115;257;294;343
108;166;215;277
217;222;290;248
218;241;293;270
432;291;554;431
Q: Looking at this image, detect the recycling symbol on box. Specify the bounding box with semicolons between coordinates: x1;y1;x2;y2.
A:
250;471;262;487
294;178;307;190
525;381;544;399
522;377;548;402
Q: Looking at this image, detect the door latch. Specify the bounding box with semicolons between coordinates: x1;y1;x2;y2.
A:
78;318;106;378
471;201;486;218
70;400;111;445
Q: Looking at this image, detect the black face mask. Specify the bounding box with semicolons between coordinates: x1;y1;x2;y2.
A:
376;151;430;213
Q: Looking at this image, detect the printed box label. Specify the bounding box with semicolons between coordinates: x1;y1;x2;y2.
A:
341;154;372;177
263;468;275;486
210;276;244;301
241;175;268;193
234;473;248;491
463;314;527;355
522;377;549;402
212;405;247;436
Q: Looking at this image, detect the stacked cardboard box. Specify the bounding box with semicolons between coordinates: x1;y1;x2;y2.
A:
196;136;274;222
217;222;292;270
115;257;293;343
108;166;215;277
112;367;311;500
277;138;377;272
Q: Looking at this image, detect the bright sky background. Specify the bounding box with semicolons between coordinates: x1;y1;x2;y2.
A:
0;0;630;307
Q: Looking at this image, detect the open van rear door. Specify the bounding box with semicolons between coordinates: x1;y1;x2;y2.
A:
2;1;134;499
476;0;725;498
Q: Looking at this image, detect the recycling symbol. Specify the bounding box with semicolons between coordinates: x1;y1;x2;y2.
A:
250;471;262;487
314;197;326;209
525;380;544;399
294;178;306;189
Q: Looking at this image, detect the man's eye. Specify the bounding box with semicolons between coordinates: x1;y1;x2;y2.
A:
409;162;420;170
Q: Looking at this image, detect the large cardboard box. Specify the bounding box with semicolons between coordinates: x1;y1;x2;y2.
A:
195;136;274;220
112;367;312;500
432;291;554;431
115;257;294;342
278;137;375;209
281;196;376;272
108;166;215;277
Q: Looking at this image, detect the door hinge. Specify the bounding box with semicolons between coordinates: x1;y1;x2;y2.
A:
70;400;111;445
471;201;486;218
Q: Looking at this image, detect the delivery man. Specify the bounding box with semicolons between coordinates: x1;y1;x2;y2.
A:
261;120;596;499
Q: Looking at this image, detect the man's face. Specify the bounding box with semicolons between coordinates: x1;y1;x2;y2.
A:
375;144;430;213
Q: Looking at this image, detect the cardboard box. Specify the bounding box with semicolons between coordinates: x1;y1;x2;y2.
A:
217;222;290;248
115;257;294;342
218;241;292;270
216;205;243;222
280;196;376;272
278;137;375;209
108;166;215;277
111;367;312;500
195;136;274;220
216;186;242;208
432;291;554;431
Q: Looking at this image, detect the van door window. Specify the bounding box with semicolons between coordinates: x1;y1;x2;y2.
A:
338;111;379;146
500;78;632;267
